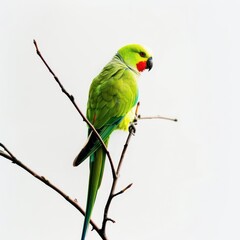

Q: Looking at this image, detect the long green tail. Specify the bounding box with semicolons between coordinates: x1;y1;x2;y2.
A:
81;143;107;240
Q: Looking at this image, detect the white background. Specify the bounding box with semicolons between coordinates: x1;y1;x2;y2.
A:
1;0;240;239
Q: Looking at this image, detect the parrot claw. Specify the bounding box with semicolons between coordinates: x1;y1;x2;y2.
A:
129;115;139;134
128;122;137;135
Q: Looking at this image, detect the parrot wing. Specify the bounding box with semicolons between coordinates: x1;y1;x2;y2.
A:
74;61;138;167
73;115;123;166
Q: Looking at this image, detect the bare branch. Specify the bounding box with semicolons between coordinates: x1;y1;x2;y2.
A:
0;149;12;161
106;218;116;224
0;143;107;240
112;183;133;198
33;40;116;180
138;115;178;122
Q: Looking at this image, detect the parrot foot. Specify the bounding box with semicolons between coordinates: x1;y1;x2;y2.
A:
128;121;137;135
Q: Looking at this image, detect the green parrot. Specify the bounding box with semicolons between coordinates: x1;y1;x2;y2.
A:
73;44;153;240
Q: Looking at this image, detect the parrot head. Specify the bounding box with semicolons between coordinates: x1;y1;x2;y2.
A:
117;44;153;72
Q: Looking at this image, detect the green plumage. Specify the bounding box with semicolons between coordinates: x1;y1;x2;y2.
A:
73;44;153;240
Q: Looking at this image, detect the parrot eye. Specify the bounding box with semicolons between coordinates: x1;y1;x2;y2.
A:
139;51;146;57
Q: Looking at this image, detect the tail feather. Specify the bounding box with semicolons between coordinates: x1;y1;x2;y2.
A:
81;145;107;240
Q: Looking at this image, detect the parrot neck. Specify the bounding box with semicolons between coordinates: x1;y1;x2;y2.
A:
115;53;140;76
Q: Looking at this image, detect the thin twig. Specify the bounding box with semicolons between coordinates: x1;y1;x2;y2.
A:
138;115;178;122
0;143;106;240
116;128;134;175
0;148;12;161
33;40;116;180
112;183;133;198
